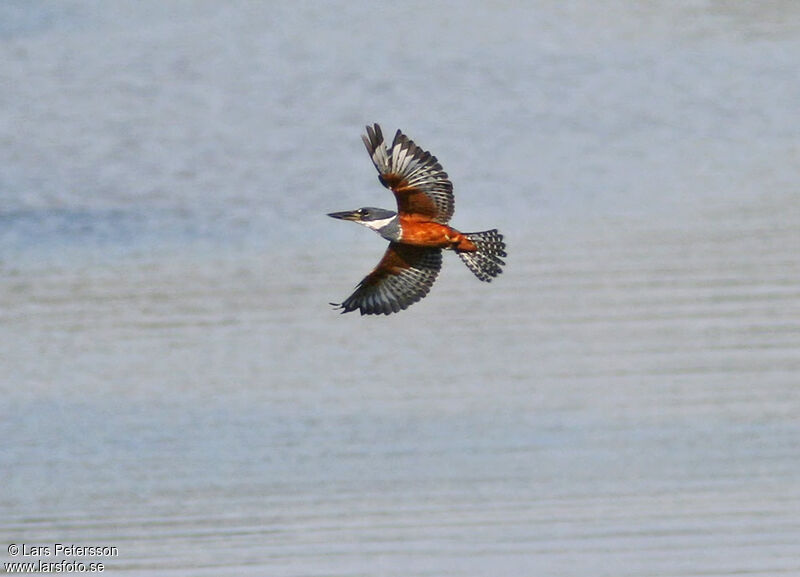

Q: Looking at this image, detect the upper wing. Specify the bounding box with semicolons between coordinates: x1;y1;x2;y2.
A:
333;243;443;315
362;124;455;224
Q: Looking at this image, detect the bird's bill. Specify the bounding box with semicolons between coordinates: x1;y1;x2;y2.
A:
327;210;360;221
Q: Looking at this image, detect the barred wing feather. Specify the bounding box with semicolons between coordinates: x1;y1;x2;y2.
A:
362;124;455;224
332;243;442;315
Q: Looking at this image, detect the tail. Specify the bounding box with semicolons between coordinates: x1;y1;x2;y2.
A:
458;229;506;282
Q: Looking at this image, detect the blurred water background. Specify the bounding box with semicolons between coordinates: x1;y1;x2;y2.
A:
2;1;799;575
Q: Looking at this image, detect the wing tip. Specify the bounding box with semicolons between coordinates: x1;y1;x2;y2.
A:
364;122;383;143
329;301;350;315
330;300;398;316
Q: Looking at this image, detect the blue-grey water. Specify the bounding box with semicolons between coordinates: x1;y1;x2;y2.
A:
2;2;800;575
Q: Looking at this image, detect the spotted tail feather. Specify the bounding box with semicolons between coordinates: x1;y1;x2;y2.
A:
458;229;506;282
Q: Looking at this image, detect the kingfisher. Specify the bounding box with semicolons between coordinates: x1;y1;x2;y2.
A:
328;123;506;315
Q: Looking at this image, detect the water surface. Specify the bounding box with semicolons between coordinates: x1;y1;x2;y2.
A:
2;2;800;575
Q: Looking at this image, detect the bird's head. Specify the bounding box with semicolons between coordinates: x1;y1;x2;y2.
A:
327;207;397;231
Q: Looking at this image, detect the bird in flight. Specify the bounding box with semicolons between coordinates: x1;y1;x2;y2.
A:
328;124;506;315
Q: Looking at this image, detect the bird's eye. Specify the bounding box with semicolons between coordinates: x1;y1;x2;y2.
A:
360;209;370;217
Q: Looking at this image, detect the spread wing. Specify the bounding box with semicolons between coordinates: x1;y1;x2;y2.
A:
362;124;455;224
332;243;443;315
